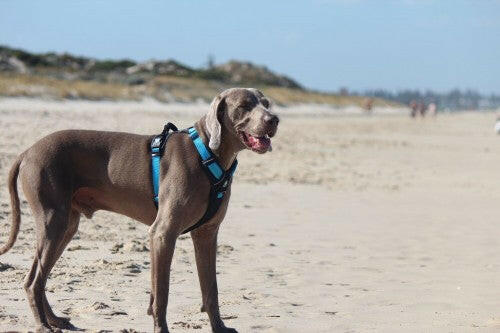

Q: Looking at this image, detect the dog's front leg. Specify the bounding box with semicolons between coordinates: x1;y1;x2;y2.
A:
149;215;179;333
192;225;238;333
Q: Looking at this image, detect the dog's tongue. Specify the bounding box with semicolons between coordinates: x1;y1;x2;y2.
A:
248;135;271;151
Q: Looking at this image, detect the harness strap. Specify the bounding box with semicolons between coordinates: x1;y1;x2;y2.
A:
150;122;178;204
182;127;237;234
150;124;237;234
151;147;161;203
188;127;224;180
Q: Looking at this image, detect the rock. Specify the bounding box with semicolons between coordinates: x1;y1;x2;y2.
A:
126;60;193;76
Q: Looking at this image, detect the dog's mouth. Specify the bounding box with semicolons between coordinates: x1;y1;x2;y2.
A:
239;131;272;154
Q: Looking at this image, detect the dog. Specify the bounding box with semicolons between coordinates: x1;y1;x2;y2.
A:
0;88;279;333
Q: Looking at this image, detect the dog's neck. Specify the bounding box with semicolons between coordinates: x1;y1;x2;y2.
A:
195;117;240;170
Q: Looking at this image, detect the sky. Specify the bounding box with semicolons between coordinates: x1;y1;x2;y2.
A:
1;0;499;94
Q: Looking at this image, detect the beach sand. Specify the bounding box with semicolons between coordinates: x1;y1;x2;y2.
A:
0;100;499;332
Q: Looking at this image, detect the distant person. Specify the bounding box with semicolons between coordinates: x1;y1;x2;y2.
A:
427;102;437;117
495;116;500;134
363;98;374;114
409;100;418;118
417;102;427;117
409;100;426;118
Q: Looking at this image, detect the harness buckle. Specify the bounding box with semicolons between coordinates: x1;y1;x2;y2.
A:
151;149;161;158
201;156;217;167
213;176;231;198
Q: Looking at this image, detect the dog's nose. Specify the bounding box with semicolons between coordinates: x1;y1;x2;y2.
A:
264;114;279;127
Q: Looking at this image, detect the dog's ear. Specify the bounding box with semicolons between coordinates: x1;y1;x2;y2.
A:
206;94;225;150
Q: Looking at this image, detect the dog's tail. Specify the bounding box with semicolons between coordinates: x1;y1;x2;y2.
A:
0;153;24;255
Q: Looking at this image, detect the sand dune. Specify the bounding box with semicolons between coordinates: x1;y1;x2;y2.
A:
0;100;499;332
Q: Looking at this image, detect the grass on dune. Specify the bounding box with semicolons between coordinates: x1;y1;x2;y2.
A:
0;73;140;100
0;73;398;108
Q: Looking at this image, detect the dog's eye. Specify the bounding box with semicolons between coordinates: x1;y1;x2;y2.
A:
261;99;270;108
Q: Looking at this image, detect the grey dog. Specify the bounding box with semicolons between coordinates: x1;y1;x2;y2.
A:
0;88;279;333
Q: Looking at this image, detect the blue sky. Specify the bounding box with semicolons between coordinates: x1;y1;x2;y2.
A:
1;0;499;93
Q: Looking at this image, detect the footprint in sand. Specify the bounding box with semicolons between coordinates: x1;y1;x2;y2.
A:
92;302;110;310
217;244;234;256
110;243;124;253
124;240;149;252
250;325;272;330
110;311;128;316
125;263;143;274
0;262;15;271
290;302;304;307
67;244;91;251
221;315;238;320
172;321;203;329
0;313;19;324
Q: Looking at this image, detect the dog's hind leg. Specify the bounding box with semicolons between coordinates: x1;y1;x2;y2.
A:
42;209;80;329
19;154;81;332
21;164;76;333
24;205;72;333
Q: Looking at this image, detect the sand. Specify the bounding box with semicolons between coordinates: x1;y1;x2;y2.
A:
0;99;499;332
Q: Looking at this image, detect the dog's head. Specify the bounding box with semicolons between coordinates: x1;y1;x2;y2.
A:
206;88;279;154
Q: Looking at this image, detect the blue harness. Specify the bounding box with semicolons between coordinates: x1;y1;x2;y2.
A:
150;123;237;234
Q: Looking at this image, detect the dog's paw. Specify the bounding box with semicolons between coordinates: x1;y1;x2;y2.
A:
47;315;75;330
153;325;170;333
36;324;62;333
